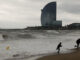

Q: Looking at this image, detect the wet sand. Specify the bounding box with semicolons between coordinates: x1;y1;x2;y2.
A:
37;48;80;60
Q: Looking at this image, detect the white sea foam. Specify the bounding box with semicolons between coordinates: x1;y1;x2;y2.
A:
0;30;79;60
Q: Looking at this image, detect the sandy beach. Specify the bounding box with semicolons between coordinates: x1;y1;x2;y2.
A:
37;48;80;60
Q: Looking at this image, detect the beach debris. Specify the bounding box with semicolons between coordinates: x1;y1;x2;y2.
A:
6;46;10;50
12;54;20;57
2;34;8;39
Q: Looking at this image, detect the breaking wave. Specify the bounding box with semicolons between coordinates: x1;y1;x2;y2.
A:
0;30;77;40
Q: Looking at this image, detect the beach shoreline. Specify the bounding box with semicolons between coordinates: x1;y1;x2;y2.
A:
37;48;80;60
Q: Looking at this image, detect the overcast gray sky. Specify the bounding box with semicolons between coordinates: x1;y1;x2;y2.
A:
0;0;80;29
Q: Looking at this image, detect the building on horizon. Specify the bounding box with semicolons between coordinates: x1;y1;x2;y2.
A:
41;2;62;27
67;23;80;29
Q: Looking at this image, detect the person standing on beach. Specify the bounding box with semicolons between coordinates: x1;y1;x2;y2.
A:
56;42;62;54
76;38;80;49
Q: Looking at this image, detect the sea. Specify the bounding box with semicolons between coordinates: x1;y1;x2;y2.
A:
0;30;79;60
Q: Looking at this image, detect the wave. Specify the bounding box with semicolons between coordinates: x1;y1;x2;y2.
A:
0;30;77;40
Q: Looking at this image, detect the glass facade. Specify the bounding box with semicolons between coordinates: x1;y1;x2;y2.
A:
41;2;62;27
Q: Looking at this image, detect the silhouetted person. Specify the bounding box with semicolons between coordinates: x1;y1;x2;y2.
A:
76;38;80;49
56;42;62;54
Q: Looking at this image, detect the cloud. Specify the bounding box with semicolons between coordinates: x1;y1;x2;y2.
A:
56;0;80;26
61;0;80;14
0;0;79;28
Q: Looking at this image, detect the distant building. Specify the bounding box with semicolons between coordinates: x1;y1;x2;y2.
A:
41;2;62;27
68;23;80;27
66;23;80;29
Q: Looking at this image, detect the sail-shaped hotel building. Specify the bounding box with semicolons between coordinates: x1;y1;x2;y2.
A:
41;2;62;27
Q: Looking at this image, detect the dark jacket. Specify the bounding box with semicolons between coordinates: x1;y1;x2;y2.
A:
56;42;62;50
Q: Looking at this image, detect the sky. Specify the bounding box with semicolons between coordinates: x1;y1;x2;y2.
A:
0;0;80;29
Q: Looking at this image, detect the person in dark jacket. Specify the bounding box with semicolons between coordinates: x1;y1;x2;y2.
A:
56;42;62;54
76;38;80;49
